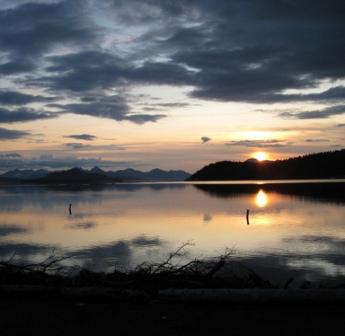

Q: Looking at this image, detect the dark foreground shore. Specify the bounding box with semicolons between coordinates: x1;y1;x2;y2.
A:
1;296;345;336
2;251;345;335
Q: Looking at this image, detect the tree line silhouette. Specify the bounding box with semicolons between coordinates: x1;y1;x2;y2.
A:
188;149;345;180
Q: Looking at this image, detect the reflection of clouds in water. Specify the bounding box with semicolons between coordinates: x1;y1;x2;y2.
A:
0;224;31;237
0;184;186;214
71;241;132;271
238;234;345;284
67;221;97;230
284;235;345;251
131;235;164;247
114;184;187;192
203;214;212;223
282;235;345;278
236;254;326;285
0;186;127;211
69;235;167;272
0;235;167;272
1;232;345;284
0;242;55;260
287;258;345;277
1;183;345;281
67;208;127;221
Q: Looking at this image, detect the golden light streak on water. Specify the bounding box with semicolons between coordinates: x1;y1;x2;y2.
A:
255;189;269;208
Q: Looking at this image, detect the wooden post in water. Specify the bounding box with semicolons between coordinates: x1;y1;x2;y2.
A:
246;209;250;225
69;203;72;216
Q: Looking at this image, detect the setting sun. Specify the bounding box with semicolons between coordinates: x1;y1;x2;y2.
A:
253;152;269;161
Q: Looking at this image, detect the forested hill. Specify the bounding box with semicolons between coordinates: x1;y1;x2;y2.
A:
32;168;118;184
188;149;345;181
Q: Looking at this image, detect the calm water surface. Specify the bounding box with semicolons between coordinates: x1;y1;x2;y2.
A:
1;181;345;284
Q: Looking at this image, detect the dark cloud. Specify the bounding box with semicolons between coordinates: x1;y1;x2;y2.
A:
0;153;21;158
280;105;345;119
142;107;161;112
33;51;193;93
302;86;345;102
140;101;194;112
201;136;211;144
0;60;35;75
41;51;127;92
124;0;345;104
65;143;86;149
1;0;345;126
226;86;345;104
63;142;126;151
110;0;345;23
64;134;97;141
0;0;97;73
124;113;166;124
0;127;31;140
0;153;139;170
150;0;345;104
305;139;330;143
0;107;56;123
154;103;191;108
106;0;188;24
53;100;165;124
0;91;55;105
130;61;193;86
225;139;287;148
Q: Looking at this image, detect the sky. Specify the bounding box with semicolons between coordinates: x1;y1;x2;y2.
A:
0;0;345;172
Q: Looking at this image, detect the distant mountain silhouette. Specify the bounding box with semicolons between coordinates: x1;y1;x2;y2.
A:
0;166;190;184
1;169;49;180
188;149;345;181
0;177;20;185
89;167;190;181
32;168;118;185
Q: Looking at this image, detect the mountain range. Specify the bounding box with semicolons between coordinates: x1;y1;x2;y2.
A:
2;149;344;184
188;149;345;181
89;167;190;181
31;167;118;185
0;167;190;184
1;169;50;180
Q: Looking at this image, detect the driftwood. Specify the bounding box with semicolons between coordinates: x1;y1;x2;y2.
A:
2;244;345;303
0;244;272;291
0;253;72;273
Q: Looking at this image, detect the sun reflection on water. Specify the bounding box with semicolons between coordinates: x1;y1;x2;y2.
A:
255;190;269;208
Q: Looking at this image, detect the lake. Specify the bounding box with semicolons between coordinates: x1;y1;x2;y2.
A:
1;180;345;286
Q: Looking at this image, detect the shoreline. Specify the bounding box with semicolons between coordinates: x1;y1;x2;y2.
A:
2;284;345;303
1;294;345;336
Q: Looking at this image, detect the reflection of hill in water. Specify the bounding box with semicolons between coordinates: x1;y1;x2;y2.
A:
55;183;187;192
0;183;187;193
194;182;345;205
0;183;188;211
